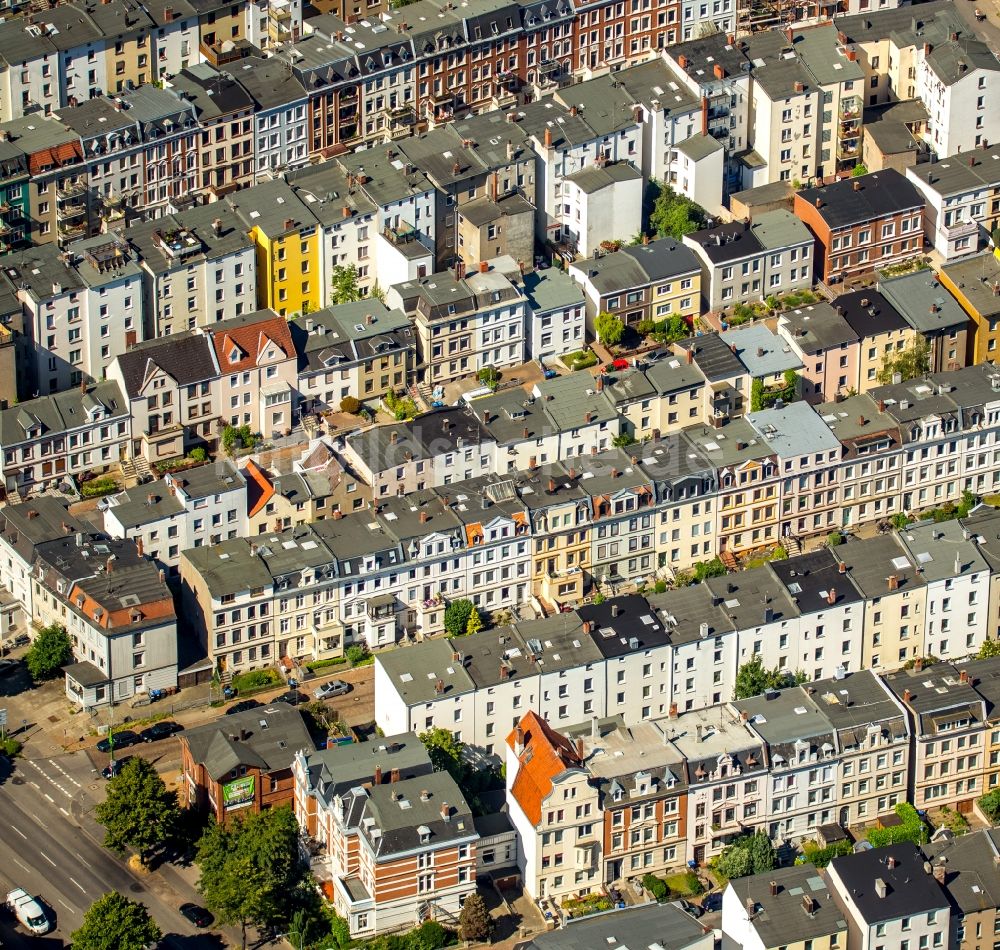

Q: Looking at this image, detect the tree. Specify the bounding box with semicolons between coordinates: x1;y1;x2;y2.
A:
465;606;483;636
458;892;492;942
612;432;637;448
733;655;802;700
196;807;303;950
444;598;478;637
25;623;72;681
649;183;707;240
595;311;625;346
330;264;361;305
750;377;765;412
691;557;727;583
340;395;361;414
95;756;180;865
419;727;466;785
851;164;869;177
979;788;1000;823
979;639;1000;659
477;366;500;390
877;337;930;385
369;279;387;303
70;893;161;950
712;831;776;882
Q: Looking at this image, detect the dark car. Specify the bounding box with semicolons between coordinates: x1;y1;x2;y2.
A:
96;730;139;753
275;690;307;706
179;903;214;928
0;658;18;676
139;721;184;743
225;699;263;716
701;892;723;913
102;757;131;779
671;900;703;919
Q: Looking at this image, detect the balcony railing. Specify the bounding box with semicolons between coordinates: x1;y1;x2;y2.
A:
57;180;87;200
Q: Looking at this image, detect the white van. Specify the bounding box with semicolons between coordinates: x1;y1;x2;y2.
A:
7;888;52;934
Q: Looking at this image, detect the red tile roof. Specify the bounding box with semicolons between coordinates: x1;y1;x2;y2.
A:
243;459;275;517
507;712;582;825
209;312;294;374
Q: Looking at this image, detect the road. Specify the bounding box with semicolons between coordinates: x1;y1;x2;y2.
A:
0;751;224;949
953;0;1000;56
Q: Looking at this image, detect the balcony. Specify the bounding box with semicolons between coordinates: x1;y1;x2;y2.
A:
941;217;980;244
837;139;860;160
491;87;517;109
339;87;358;102
58;202;87;220
57;180;87;200
839;95;861;117
58;221;87;240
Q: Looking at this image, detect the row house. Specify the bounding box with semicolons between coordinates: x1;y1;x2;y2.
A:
907;142;1000;261
939;252;1000;366
2;236;144;395
28;531;178;707
0;381;128;496
777;302;861;404
836;288;919;394
388;257;527;387
100;458;248;575
291;300;416;415
795;168;925;284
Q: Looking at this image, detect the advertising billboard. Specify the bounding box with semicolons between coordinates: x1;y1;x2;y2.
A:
222;774;255;810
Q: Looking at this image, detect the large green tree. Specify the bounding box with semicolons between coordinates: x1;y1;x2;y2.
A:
419;727;466;785
595;311;625;346
330;264;362;305
444;599;482;637
733;655;805;700
70;893;161;950
712;831;776;882
458;892;492;942
25;623;72;681
196;806;303;950
649;183;707;239
877;337;930;385
95;755;181;865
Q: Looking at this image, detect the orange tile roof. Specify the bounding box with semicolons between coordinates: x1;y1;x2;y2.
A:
507;711;582;825
244;459;275;517
209;312;294;374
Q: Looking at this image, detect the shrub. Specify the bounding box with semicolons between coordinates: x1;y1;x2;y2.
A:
306;657;349;672
980;788;1000;823
187;446;208;463
230;667;280;693
0;737;22;757
800;839;853;868
827;531;844;547
641;873;669;900
664;870;703;897
346;644;372;667
80;476;118;498
340;396;362;414
865;802;929;848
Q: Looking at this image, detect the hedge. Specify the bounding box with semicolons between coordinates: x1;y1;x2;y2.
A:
306;657;349;673
865;802;929;848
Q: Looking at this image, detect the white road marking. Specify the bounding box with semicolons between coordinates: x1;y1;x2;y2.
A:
57;898;75;912
12;858;30;873
39;851;56;867
51;761;82;788
74;853;91;868
43;793;54;804
59;807;69;817
9;824;26;839
28;780;39;790
69;877;86;894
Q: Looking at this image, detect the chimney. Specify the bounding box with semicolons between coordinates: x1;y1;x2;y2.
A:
544;127;553;149
793;80;805;93
342;206;351;219
585;411;593;424
887;856;897;870
924;42;933;56
390;431;398;444
903;688;912;703
582;620;592;635
514;726;524;753
933;865;946;884
769;881;779;897
27;510;38;520
686;348;693;364
575;737;585;762
878;399;886;412
524;428;531;440
440;802;451;822
158;569;166;586
727;33;735;44
668;702;678;718
569;105;578;117
611;603;621;618
420;511;428;524
390;768;400;783
434;678;444;694
714;63;725;80
136;536;144;557
333;509;343;520
950;30;959;41
596;375;604;392
826;587;836;605
678;54;689;69
815;197;823;208
888;574;898;591
163;5;173;18
915;656;924;672
853;180;862;192
838;561;847;574
212;217;222;236
375;765;383;785
106;555;115;574
701;96;709;136
455;260;466;281
960;669;969;684
283;217;294;231
802;895;816;914
846;49;857;61
745;897;755;918
548;477;557;493
875;879;888;899
785;25;794;42
479;260;489;274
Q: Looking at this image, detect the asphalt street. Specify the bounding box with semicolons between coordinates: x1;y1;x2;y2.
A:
0;751;224;949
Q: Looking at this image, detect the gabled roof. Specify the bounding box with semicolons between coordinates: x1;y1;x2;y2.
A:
208;310;294;374
507;711;583;824
113;332;218;398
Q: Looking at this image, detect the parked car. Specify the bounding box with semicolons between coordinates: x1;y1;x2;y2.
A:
276;690;308;706
0;658;18;676
139;721;184;743
6;888;51;934
96;730;139;753
671;900;703;919
603;358;630;372
701;892;723;913
225;699;262;716
10;633;29;648
314;680;350;700
179;903;214;928
102;757;131;779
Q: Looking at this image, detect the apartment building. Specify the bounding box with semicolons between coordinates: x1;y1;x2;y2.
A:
0;381;129;496
723;864;848;950
906;143;1000;260
669;706;768;866
684;210;813;312
525;905;713;950
939;252;1000;365
181;701;314;819
794;170;926;284
506;711;600;902
100;459;247;574
885;662;986;811
810;669;910;827
777;302;860;403
916;38;1000;160
826;843;951;950
568;238;701;333
876;270;970;374
106;328;220;466
28;533;178;707
122;204;257;337
2;237;144;395
522;267;586;364
292;301;415;414
836;288;918;394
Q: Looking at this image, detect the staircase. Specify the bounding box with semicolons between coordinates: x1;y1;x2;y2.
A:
720;549;738;572
783;535;803;557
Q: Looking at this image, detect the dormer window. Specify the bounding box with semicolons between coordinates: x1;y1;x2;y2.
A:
229;347;240;364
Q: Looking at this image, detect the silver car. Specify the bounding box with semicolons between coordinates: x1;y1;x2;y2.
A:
313;679;350;700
